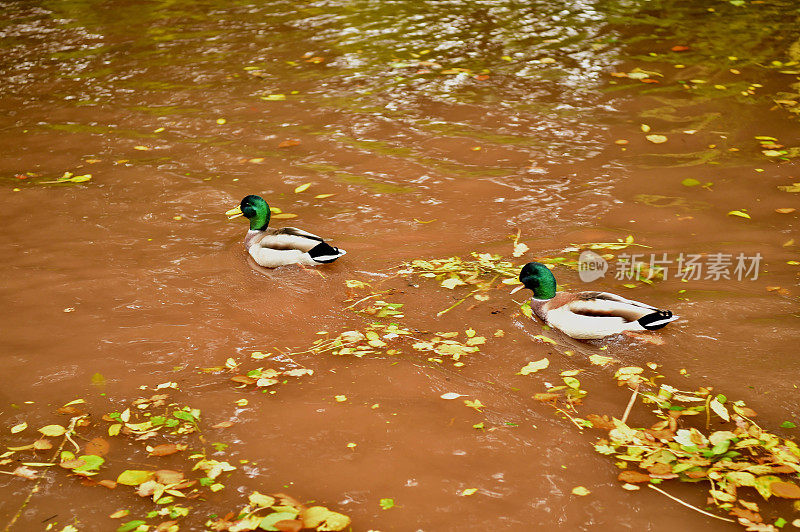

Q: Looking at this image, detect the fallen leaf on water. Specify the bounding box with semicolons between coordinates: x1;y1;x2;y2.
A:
531;334;556;345
116;470;154;486
315;193;335;199
279;139;301;148
518;358;550;375
441;277;466;289
464;399;484;412
777;183;800;193
262;94;286;101
618;470;651;483
571;486;591;496
216;118;226;125
301;506;351;531
646;134;668;144
11;466;38;479
588;354;618;366
10;422;27;434
148;443;186;456
38;425;66;437
212;421;233;429
440;392;465;400
334;395;347;402
728;210;751;219
671;45;690;52
379;498;395;510
294;183;311;193
109;510;129;519
775;208;796;214
512;242;529;258
460;488;478;496
234;399;248;407
248;158;265;163
154;469;184;484
133;146;150;151
770;481;800;499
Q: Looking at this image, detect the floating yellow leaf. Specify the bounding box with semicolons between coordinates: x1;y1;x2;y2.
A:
234;398;248;406
645;134;668;144
249;491;275;508
464;399;484;412
294;183;311;193
133;145;150;151
460;488;478;496
727;210;751;219
334;395;347;402
532;334;556;344
588;354;617;367
116;470;154;486
315;194;335;199
216;118;227;125
301;506;351;531
38;425;66;437
518;358;550;375
10;422;27;434
512;242;529;258
441;277;466;289
571;486;591;496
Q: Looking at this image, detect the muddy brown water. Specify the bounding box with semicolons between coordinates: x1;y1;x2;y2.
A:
1;0;799;530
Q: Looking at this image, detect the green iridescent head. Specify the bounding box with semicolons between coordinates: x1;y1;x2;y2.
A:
226;195;271;231
519;262;557;299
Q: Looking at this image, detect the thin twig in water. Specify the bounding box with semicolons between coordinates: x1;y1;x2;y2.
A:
343;291;389;311
620;383;640;424
553;406;585;431
647;484;735;523
436;275;498;317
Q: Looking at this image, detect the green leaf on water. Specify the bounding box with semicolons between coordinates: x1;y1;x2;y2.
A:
517;358;549;375
116;470;154;486
681;178;701;187
74;454;104;472
259;512;298;530
116;520;147;532
379;498;395;510
780;421;797;429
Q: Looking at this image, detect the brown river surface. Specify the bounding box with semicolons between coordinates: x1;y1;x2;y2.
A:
1;1;799;530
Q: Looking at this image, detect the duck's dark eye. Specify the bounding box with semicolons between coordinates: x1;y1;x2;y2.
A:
242;205;256;218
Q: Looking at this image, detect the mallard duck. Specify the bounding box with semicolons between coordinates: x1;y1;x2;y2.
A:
225;195;346;268
512;262;678;340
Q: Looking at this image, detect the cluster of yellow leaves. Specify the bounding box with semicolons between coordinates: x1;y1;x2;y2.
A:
208;492;350;531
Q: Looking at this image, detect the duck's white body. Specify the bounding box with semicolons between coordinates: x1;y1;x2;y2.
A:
244;228;346;268
529;291;678;340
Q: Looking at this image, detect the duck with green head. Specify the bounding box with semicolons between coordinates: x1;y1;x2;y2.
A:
512;262;678;340
225;195;346;268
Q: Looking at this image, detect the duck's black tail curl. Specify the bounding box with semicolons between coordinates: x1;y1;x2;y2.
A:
308;242;346;263
638;310;677;330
